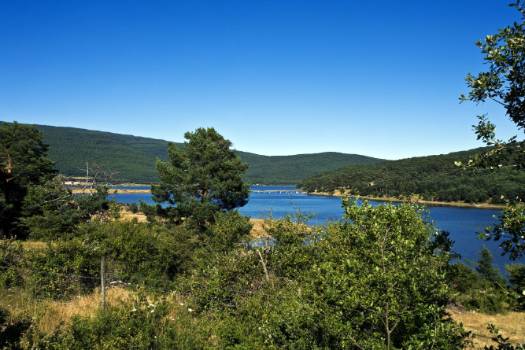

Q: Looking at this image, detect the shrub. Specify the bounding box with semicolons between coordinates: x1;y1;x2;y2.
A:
26;240;99;299
0;239;24;289
27;294;198;350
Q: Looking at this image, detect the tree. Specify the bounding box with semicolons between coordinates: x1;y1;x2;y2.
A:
152;128;249;229
20;176;110;240
0;122;55;238
461;1;525;259
477;247;505;286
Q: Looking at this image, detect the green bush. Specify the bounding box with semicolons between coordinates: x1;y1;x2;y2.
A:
506;263;525;310
26;240;99;299
448;263;515;313
78;221;184;290
179;200;469;348
0;239;24;289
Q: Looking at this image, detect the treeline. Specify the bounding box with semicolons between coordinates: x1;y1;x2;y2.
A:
26;123;383;184
300;148;525;203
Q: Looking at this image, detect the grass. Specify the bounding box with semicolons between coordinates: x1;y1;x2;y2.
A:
449;307;525;348
0;287;132;333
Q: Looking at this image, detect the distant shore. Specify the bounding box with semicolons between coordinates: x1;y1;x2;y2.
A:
307;191;505;209
71;188;151;194
71;186;505;209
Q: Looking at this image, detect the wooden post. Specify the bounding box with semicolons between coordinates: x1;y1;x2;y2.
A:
100;256;106;310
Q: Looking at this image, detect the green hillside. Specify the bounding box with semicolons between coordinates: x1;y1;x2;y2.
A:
300;149;525;203
29;124;383;184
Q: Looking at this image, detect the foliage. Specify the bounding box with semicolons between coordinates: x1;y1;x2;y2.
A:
506;263;525;309
300;148;525;204
482;203;525;260
77;221;184;290
0;239;24;290
0;122;56;239
447;250;524;314
25;123;383;184
21;176;111;240
181;200;469;348
460;1;525;259
152;128;249;229
26;240;99;300
477;248;506;285
27;294;193;350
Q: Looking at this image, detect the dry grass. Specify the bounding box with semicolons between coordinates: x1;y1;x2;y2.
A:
449;307;525;348
119;208;148;223
20;240;48;250
1;287;133;334
249;218;270;238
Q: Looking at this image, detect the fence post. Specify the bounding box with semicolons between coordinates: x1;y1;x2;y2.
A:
100;255;106;310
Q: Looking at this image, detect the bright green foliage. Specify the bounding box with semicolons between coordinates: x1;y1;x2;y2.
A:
181;200;468;348
482;203;525;260
21;176;110;240
0;122;56;239
0;239;24;289
152;128;249;229
300;148;525;203
461;1;525;259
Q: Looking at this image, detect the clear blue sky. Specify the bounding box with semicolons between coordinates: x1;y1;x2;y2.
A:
0;0;519;159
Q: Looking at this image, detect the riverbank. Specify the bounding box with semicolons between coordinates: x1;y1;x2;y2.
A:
307;190;506;209
71;188;150;194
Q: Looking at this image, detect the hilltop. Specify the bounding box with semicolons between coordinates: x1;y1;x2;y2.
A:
29;124;383;184
300;148;525;204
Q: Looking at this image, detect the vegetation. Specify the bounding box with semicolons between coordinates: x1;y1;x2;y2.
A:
152;128;249;229
0;122;56;239
24;123;383;184
300;148;525;204
1;124;525;348
460;0;525;260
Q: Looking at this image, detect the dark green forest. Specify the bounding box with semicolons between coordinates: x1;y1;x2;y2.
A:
28;124;383;184
300;149;525;204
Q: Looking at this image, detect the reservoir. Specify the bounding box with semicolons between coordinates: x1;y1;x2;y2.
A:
110;185;522;272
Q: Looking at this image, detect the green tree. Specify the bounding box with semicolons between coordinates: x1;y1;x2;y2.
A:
20;176;110;240
152;128;249;229
460;1;525;259
477;247;505;286
506;263;525;309
0;122;56;238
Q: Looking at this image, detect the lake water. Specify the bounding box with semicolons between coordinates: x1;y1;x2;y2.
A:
110;185;523;272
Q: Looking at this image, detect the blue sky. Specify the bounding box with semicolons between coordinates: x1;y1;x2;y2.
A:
0;0;519;159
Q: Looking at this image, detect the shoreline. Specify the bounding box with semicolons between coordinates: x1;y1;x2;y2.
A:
72;187;505;209
307;191;505;209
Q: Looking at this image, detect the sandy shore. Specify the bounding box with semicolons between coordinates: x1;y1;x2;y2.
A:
307;191;505;209
71;188;151;194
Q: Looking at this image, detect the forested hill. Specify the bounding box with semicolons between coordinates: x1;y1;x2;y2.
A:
300;148;525;204
30;124;383;184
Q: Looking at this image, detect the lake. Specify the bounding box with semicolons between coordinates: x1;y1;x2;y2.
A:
110;185;523;272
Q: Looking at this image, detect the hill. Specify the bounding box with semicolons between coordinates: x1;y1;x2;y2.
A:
29;124;383;184
300;148;525;204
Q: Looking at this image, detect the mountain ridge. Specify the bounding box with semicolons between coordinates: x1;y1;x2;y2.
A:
14;123;384;184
